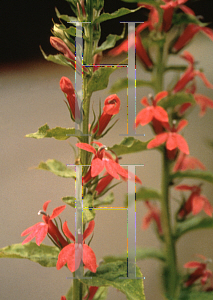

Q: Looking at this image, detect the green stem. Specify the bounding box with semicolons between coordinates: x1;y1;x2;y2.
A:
161;150;178;299
153;41;179;299
73;2;94;300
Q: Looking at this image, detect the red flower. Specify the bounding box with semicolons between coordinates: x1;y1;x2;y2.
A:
142;201;163;234
160;0;189;32
50;37;88;74
135;91;169;127
173;152;206;172
56;220;97;273
172;24;213;53
60;77;81;121
173;51;213;93
83;286;99;300
194;94;213;116
76;142;142;183
175;185;213;218
92;94;120;137
108;26;153;69
61;297;66;300
184;255;213;289
147;120;189;155
21;201;68;248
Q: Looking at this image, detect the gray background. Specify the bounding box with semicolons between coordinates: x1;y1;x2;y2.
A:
1;34;213;300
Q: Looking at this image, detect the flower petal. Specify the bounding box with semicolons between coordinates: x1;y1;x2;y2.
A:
91;158;105;177
153;106;169;123
184;261;204;269
136;107;154;126
56;244;75;271
76;143;96;155
50;205;66;220
83;244;97;273
21;223;48;246
147;132;168;149
192;195;204;215
166;133;178;151
176;134;189;154
43;200;51;212
63;221;75;241
83;220;95;241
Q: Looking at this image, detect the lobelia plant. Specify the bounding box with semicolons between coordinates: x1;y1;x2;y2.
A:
1;1;213;300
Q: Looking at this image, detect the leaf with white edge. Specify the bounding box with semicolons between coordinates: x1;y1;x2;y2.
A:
62;194;95;224
93;7;142;25
171;170;213;184
40;47;73;68
158;93;195;110
94;27;125;54
26;124;83;141
178;290;213;300
175;217;213;240
104;248;165;263
109;137;149;156
87;66;118;94
37;159;76;178
80;261;145;300
0;243;59;267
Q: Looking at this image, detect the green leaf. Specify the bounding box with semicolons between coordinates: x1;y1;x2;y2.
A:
92;286;108;300
37;159;76;178
173;13;208;27
93;7;142;25
94;27;125;54
136;187;161;201
40;47;73;68
158;93;196;110
175;217;213;240
179;290;213;300
122;0;161;6
87;66;118;94
93;192;115;207
0;242;59;267
109;137;149;156
62;194;95;224
110;78;152;93
80;261;145;300
26;124;83;141
104;247;165;263
171;170;213;184
55;8;78;23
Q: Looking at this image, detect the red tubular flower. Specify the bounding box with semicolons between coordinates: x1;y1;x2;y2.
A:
147;120;189;155
172;24;213;53
50;37;88;74
60;76;81;121
176;185;213;218
83;287;99;300
21;201;68;248
56;220;97;273
136;91;169;127
76;142;142;183
173;51;213;93
173;152;206;172
108;25;153;69
160;0;190;32
61;297;66;300
142;201;163;234
92;94;120;137
184;255;213;289
194;94;213;116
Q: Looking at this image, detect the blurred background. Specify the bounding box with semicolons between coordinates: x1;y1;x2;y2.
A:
1;1;213;300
